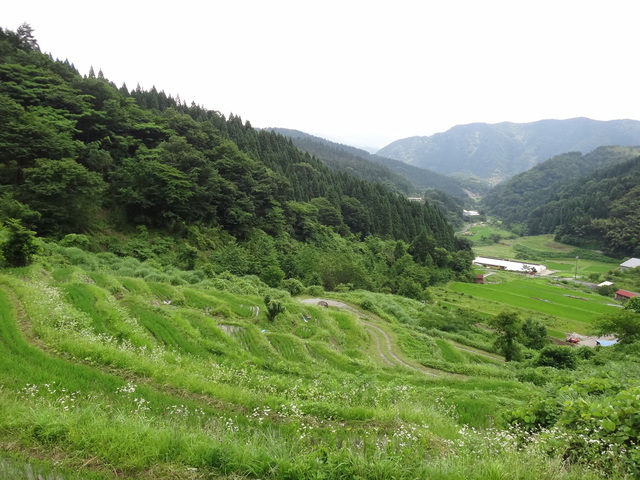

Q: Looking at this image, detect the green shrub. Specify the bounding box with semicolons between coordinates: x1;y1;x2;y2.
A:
305;285;324;296
360;299;375;312
334;283;353;292
597;284;616;297
534;345;577;369
259;265;285;288
264;295;285;322
59;233;91;248
282;278;304;296
1;218;40;267
515;366;559;386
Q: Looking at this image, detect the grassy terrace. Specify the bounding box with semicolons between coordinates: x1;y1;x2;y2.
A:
0;242;634;479
445;279;619;337
0;248;527;479
452;222;626;337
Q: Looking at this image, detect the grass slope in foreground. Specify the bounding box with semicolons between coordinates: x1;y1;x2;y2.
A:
0;244;633;479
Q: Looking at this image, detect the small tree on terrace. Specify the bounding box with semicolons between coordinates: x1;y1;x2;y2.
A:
1;218;40;267
625;296;640;314
491;311;523;361
264;295;285;322
596;309;640;344
534;345;577;369
521;317;548;350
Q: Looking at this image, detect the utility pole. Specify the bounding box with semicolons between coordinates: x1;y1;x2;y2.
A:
575;256;579;279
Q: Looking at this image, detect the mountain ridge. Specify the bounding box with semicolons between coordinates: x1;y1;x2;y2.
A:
377;118;640;184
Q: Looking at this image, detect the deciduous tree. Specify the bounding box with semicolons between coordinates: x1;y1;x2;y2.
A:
1;218;39;266
491;311;523;361
21;158;106;234
596;310;640;344
521;318;548;350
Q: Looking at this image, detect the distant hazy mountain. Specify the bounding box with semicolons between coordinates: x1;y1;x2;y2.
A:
377;118;640;185
268;128;480;198
481;146;640;227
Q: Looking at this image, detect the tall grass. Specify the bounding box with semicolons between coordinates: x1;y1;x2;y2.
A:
123;299;208;356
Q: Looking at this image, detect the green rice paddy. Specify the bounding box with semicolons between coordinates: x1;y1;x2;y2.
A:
453;223;626;336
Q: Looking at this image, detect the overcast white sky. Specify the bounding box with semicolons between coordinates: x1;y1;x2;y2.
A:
3;1;639;150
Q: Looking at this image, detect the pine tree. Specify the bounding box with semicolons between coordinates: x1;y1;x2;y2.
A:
16;23;39;51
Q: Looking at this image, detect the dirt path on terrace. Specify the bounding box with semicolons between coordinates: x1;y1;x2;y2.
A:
456;222;475;235
300;298;448;376
450;341;504;362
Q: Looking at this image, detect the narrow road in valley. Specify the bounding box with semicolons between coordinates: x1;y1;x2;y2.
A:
456;222;475;235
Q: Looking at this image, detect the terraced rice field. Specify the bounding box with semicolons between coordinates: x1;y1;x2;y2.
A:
448;279;620;334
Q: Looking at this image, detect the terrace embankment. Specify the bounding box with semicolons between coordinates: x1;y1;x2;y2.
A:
300;298;454;376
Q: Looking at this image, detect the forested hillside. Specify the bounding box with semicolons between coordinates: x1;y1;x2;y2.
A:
377;119;640;184
269;128;479;198
526;156;640;256
482;146;640;231
269;128;471;227
0;26;472;296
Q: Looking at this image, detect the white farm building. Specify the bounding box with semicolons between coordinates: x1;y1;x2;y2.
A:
620;258;640;271
473;256;546;274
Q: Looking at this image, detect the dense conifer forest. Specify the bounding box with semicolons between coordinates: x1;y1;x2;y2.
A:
268;128;477;199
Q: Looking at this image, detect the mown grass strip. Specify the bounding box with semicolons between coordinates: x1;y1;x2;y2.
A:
267;333;313;363
434;339;466;364
180;311;242;358
183;289;223;310
306;342;362;374
0;283;121;394
62;283;109;334
119;277;151;295
123;300;208;357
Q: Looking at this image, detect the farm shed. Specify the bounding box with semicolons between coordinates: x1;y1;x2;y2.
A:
473;256;546;274
474;272;495;284
615;289;640;301
620;258;640;271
